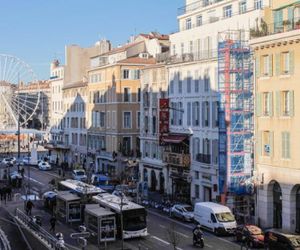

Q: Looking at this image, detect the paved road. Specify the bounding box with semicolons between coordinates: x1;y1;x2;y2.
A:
22;168;260;250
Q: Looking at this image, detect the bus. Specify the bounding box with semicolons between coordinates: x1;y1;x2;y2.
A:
58;179;106;198
93;192;147;239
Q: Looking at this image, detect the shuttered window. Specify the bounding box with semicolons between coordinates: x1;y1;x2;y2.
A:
282;132;291;159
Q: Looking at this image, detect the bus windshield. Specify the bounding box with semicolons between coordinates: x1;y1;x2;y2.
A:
123;209;146;231
215;212;235;222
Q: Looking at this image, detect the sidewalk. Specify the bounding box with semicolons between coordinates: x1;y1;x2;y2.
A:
1;198;138;250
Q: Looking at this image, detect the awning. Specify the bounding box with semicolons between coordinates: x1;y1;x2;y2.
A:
162;135;187;144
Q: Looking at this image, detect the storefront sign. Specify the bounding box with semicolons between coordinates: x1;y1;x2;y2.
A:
100;217;115;242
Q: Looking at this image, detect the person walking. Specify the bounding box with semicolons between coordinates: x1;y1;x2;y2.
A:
50;215;56;233
26;200;34;216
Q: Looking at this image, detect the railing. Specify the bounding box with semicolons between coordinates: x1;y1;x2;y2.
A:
251;18;300;39
178;0;224;16
196;153;211;164
163;152;190;167
15;208;66;250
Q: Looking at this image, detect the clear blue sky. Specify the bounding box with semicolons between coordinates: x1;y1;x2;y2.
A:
0;0;183;80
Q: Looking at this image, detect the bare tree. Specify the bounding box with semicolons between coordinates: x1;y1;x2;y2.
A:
165;222;182;250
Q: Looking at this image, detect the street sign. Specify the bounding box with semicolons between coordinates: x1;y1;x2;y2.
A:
70;232;91;239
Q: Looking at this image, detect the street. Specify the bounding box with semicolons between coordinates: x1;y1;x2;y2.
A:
15;166;259;250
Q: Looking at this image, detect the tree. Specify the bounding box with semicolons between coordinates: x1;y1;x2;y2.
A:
165;222;182;250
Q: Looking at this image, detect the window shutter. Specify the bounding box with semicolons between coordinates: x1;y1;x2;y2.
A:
269;54;273;76
276;91;281;116
275;53;280;76
255;56;260;78
269;131;274;157
286;132;291;159
256;93;262;116
289;51;294;75
201;102;205;127
282;132;285;159
269;92;273;116
256;131;262;157
289;90;294;116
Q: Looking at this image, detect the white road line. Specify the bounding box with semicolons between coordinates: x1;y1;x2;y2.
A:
176;247;183;250
24;175;44;186
159;224;166;229
30;167;59;178
151;236;170;245
148;209;238;247
205;243;213;248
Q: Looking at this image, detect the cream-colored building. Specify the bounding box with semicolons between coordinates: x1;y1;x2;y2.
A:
251;0;300;232
87;33;168;177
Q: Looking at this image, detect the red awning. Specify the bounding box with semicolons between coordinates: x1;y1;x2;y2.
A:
162;135;187;144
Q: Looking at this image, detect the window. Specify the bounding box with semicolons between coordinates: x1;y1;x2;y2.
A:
137;88;141;102
223;5;232;18
263;55;270;76
137;111;141;129
178;102;183;125
282;91;291;116
100;112;105;127
172;44;176;56
186;18;192;30
178;79;182;94
123;87;131;102
122;69;129;79
239;0;247;14
262;131;272;157
189;41;193;54
170;80;174;94
282;132;290;159
195;184;200;199
211;213;217;223
282;52;290;74
204;75;210;92
263;92;271;116
196;15;202;26
187;102;191;126
112;111;116;129
202;101;210;127
254;0;262;10
195;171;199;180
187;71;192;93
123;112;131;129
192;102;200;126
133;70;140;80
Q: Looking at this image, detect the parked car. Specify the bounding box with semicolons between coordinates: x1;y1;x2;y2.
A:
42;191;57;210
22;156;31;165
194;202;236;235
264;229;300;250
170;204;194;222
2;158;13;165
236;225;264;248
72;169;87;182
9;157;16;164
38;161;52;171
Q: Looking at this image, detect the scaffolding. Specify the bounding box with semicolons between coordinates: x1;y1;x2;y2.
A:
218;30;254;201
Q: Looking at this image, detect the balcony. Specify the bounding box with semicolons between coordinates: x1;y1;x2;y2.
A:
196;153;211;164
178;0;224;16
250;18;300;39
163;152;191;168
45;140;70;150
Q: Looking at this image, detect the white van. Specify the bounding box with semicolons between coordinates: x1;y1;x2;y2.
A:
194;202;236;235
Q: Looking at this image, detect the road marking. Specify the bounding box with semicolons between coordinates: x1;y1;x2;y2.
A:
206;243;213;248
159;224;166;229
24;175;44;186
30;167;60;178
176;247;183;250
147;209;238;247
151;236;170;245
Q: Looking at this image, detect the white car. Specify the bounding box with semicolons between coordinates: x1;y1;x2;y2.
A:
72;169;87;182
2;158;12;165
38;161;52;171
170;204;194;222
22;156;31;165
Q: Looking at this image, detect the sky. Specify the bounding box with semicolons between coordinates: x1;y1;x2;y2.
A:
0;0;183;80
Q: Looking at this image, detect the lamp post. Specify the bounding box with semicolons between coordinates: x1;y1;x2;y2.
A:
120;192;124;250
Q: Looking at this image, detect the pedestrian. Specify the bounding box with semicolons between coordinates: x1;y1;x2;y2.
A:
26;200;34;216
4;186;11;201
50;215;56;233
20;168;25;178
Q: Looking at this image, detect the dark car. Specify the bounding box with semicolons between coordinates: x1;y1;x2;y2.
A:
264;229;300;250
236;225;264;248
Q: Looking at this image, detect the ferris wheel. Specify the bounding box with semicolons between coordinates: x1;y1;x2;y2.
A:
0;54;39;130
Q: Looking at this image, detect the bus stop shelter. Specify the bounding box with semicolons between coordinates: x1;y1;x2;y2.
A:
56;191;81;223
85;204;116;245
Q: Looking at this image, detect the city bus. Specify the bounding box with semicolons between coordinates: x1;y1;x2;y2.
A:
58;179;106;198
93;192;147;239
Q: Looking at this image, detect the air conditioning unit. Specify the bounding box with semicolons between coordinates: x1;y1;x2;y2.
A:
264;144;270;153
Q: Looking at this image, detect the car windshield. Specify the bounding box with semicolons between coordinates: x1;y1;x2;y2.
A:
76;171;85;175
183;206;193;212
215;212;235;222
248;226;263;235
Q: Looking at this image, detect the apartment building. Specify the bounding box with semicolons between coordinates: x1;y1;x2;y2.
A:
168;0;269;205
250;0;300;232
87;33;168;178
47;41;111;165
139;63;169;194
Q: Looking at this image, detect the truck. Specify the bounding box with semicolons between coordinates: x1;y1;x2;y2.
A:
194;202;237;235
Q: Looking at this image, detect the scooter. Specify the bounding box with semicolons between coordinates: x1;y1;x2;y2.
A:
193;234;204;248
